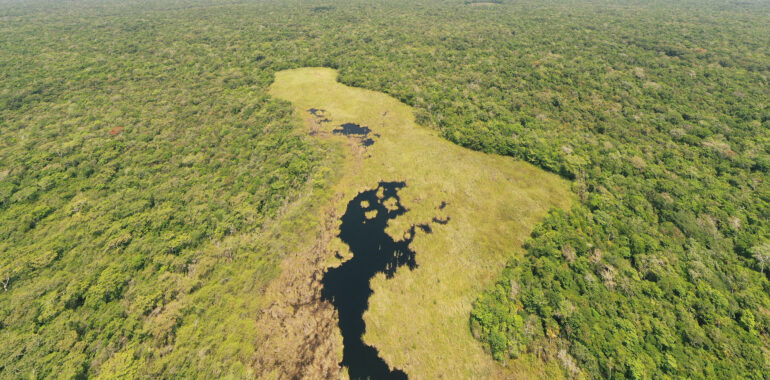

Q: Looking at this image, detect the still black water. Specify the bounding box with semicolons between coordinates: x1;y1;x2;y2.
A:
332;123;377;147
333;122;372;136
321;182;419;380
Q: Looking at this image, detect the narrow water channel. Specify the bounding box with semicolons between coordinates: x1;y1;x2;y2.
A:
320;181;418;379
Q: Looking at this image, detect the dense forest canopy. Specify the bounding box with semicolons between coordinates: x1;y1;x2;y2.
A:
1;0;769;378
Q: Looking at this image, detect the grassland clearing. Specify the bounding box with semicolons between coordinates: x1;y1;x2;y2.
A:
270;67;574;378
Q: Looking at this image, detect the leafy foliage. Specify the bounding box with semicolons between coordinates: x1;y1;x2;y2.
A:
0;2;321;377
1;0;769;378
298;1;770;375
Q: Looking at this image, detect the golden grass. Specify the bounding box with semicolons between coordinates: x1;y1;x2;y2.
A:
270;67;574;379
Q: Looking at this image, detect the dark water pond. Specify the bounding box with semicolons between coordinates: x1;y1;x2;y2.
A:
333;123;372;136
333;123;377;148
307;111;376;147
321;182;420;379
308;108;325;116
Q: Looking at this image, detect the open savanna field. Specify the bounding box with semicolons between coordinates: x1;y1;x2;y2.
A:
270;67;573;378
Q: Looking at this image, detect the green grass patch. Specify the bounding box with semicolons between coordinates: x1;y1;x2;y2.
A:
270;67;574;379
